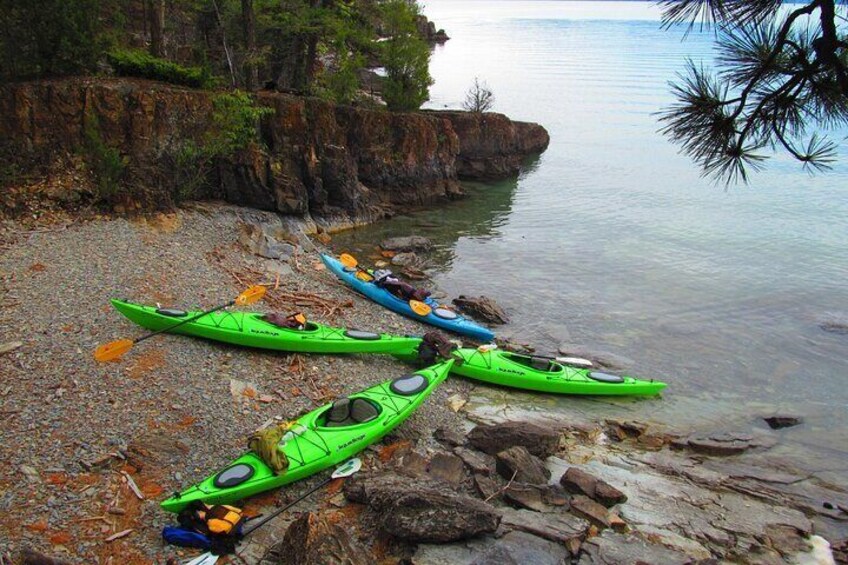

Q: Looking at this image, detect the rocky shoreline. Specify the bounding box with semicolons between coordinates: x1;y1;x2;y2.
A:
0;203;846;564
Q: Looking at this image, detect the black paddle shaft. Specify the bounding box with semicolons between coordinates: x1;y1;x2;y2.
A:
134;301;235;344
240;477;332;537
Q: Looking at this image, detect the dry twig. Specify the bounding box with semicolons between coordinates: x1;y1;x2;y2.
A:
485;469;518;502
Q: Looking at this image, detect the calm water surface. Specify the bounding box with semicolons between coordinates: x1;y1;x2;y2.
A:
336;1;848;481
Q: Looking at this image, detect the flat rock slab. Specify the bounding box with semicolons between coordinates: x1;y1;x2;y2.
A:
499;508;589;551
577;531;693;565
684;431;776;456
471;531;570;565
468;421;561;458
496;445;551;485
559;454;815;559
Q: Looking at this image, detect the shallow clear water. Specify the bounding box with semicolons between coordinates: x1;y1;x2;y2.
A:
335;1;848;480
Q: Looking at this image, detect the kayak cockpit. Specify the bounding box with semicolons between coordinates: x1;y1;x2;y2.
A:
501;352;562;374
321;397;381;427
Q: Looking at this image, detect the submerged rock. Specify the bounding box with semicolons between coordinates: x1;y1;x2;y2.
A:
818;312;848;334
381;236;433;252
452;295;509;325
683;431;776;456
763;415;803;430
467;421;560;458
390;251;420;267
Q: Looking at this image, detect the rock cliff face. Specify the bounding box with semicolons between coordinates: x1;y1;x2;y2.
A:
0;79;549;226
433;111;550;180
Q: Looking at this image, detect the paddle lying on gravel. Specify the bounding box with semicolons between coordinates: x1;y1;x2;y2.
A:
93;285;267;362
241;457;362;537
339;253;433;317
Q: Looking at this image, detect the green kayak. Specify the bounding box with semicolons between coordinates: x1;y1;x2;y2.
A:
161;359;453;512
111;299;422;355
406;348;666;396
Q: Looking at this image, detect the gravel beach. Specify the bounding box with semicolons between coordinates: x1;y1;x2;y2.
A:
0;203;470;563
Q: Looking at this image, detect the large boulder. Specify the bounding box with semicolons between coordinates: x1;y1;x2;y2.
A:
467;421;560;458
344;473;500;542
452;295;509;325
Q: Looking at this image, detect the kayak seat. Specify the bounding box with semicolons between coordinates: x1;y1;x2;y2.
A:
213;463;255;488
345;329;381;341
156;308;188;318
530;357;552;371
324;397;380;427
587;372;625;384
433;307;458;320
389;374;429;396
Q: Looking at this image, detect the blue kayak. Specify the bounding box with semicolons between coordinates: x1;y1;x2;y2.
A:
321;254;496;342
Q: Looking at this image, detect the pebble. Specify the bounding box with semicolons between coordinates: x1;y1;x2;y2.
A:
19;465;40;482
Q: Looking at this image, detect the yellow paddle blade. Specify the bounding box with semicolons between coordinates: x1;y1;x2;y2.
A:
93;339;134;362
355;271;374;282
339;253;358;268
236;285;267;306
410;300;432;317
294;313;307;325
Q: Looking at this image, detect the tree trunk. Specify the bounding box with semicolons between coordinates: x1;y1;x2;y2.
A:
242;0;259;90
149;0;165;58
211;0;237;86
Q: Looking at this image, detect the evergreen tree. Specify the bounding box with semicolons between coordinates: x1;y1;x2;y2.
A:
659;0;848;183
379;0;432;111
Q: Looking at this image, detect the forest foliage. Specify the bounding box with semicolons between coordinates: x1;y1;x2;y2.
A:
0;0;433;110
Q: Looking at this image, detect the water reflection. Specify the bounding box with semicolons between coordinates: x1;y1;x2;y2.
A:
332;173;522;272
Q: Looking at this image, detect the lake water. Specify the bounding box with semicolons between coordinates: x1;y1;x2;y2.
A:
335;1;848;482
